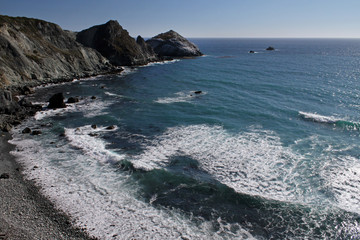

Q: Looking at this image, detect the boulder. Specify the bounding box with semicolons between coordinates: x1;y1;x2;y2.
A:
22;127;31;134
0;173;10;179
67;97;79;103
0;90;21;114
146;30;202;57
106;125;115;130
48;93;66;109
31;130;42;135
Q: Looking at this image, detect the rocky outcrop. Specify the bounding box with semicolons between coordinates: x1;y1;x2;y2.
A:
146;30;202;57
76;20;158;66
0;90;42;131
0;15;115;90
47;93;66;109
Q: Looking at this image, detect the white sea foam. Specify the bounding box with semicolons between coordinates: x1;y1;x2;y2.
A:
9;123;254;239
34;98;113;120
299;111;339;124
65;125;123;164
155;91;207;104
141;59;180;67
323;156;360;215
104;91;125;98
132;124;303;202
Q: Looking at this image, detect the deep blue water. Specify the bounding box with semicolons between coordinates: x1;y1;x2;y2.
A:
11;39;360;239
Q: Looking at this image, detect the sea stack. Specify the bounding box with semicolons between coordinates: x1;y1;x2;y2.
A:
146;30;203;57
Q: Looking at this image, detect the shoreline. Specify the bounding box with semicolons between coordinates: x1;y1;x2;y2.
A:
0;58;185;240
0;132;97;240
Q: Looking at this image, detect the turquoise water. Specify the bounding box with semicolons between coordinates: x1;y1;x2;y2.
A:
11;39;360;239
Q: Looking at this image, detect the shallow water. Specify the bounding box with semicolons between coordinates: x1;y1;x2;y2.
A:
10;39;360;239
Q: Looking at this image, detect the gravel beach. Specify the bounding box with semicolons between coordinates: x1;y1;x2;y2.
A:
0;132;96;240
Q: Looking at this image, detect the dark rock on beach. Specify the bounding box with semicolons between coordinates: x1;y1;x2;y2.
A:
22;127;31;134
146;30;203;57
0;90;42;131
0;173;10;179
48;93;66;109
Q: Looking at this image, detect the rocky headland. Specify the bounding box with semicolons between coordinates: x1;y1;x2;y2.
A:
146;30;203;57
0;15;202;132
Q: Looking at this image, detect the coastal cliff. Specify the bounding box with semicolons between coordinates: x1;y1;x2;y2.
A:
0;15;115;91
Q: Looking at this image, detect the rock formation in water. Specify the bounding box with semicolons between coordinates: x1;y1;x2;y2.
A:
0;15;115;91
146;30;203;57
76;20;158;66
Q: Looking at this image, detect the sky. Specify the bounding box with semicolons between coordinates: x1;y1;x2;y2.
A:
1;0;360;38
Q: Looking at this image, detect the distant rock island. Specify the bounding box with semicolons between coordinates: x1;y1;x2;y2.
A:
0;15;203;131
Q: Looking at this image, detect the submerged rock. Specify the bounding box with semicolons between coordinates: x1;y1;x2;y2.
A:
266;46;275;51
146;30;203;57
67;97;79;104
48;93;66;109
106;125;115;130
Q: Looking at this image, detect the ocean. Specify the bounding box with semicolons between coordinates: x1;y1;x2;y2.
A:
10;39;360;239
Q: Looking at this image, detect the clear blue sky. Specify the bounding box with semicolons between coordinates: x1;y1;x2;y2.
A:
1;0;359;38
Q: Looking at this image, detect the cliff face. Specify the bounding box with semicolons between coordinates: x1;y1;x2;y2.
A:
0;15;114;90
146;30;202;57
76;20;158;66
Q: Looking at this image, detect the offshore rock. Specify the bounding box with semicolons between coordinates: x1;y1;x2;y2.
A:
76;20;158;66
146;30;202;57
0;15;114;90
67;97;79;104
48;93;66;109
